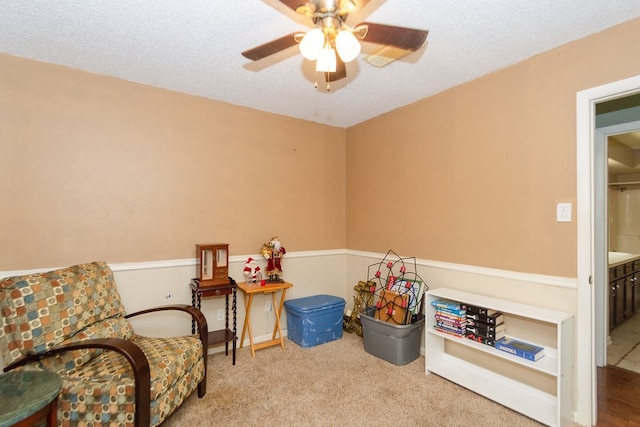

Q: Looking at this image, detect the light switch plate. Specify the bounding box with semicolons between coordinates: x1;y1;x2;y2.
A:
557;203;572;222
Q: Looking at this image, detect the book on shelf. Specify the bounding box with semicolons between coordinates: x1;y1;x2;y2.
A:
463;304;499;316
466;311;504;325
433;325;464;338
433;306;467;317
431;298;466;313
465;326;505;341
495;337;545;361
435;323;466;335
465;318;506;333
436;318;467;329
434;311;466;323
464;333;495;347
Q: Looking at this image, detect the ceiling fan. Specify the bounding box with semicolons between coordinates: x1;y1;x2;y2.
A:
241;0;429;90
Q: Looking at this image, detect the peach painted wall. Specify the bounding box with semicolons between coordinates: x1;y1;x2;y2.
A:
346;18;640;278
2;18;639;276
0;55;346;270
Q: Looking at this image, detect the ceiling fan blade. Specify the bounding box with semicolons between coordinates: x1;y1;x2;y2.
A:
325;57;347;82
353;0;372;13
356;22;428;51
241;34;300;61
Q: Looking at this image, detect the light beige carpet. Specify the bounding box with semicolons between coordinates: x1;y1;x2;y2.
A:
162;332;542;426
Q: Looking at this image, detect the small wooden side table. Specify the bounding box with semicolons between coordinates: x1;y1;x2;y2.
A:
0;370;62;427
190;277;238;365
238;281;293;357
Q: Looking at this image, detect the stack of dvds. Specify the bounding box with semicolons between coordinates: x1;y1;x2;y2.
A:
431;298;466;338
464;304;505;347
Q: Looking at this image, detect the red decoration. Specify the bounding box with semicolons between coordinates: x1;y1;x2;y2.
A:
361;249;429;326
387;275;396;290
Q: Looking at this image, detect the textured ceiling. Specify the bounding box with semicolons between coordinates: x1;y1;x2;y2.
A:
1;0;640;128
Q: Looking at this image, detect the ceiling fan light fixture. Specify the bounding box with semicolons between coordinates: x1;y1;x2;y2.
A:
335;29;361;62
316;46;337;72
299;28;324;60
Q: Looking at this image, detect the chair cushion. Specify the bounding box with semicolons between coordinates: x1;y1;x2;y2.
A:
55;334;204;426
36;317;135;374
0;262;127;365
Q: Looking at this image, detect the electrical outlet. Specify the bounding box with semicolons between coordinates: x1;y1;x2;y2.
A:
217;309;224;321
264;300;273;312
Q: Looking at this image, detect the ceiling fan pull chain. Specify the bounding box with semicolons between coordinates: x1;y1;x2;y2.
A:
313;70;331;91
312;78;330;91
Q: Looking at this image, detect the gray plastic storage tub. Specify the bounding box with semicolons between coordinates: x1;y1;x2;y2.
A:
284;295;346;348
360;312;425;365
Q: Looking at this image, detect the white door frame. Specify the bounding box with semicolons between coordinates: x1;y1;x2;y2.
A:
576;74;640;426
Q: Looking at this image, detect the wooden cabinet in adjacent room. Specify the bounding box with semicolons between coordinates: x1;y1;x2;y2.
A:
608;256;640;330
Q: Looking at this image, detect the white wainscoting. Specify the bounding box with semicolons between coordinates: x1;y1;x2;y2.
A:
1;250;576;358
111;251;348;349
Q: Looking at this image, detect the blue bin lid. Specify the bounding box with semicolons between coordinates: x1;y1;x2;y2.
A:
284;294;345;314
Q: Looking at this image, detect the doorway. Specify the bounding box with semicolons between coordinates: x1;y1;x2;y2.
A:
595;123;640;369
577;75;640;426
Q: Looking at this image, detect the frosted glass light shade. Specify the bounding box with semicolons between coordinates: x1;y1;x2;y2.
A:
335;30;361;62
316;47;337;72
299;28;324;60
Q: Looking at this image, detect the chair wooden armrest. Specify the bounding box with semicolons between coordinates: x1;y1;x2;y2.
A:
4;338;151;427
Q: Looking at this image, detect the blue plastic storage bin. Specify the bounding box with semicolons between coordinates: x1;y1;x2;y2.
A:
284;295;346;348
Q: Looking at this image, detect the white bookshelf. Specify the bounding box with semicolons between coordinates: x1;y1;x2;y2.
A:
425;288;574;427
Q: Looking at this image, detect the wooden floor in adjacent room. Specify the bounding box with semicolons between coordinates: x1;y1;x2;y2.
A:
597;365;640;425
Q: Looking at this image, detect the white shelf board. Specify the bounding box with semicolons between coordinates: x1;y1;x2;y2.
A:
427;328;558;376
428;288;572;324
427;352;557;427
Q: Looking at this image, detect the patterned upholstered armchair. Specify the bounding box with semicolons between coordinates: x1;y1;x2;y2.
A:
0;262;208;426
